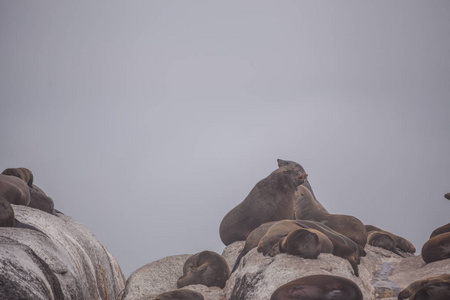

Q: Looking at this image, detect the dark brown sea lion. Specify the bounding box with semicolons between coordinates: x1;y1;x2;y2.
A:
29;184;55;214
0;196;15;227
430;223;450;239
2;167;33;187
294;184;367;257
177;251;230;289
277;159;318;202
232;221;277;272
219;167;307;246
154;289;204;300
421;232;450;264
445;193;450;200
413;282;450;300
0;174;30;206
257;219;360;276
270;274;363;300
398;274;450;300
367;231;404;256
365;225;416;254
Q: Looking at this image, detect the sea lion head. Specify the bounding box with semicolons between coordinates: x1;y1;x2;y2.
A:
283;229;321;259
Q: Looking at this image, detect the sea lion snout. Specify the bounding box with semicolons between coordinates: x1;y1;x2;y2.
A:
299;173;308;181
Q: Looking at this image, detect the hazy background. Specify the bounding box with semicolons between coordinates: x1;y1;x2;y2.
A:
1;1;449;278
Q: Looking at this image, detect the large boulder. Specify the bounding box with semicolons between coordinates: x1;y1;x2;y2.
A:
0;205;125;300
120;254;226;300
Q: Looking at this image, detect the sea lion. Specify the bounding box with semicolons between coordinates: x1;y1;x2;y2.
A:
219;167;307;245
398;274;450;300
270;274;363;300
2;167;33;187
445;193;450;200
0;196;15;227
430;223;450;239
177;251;230;289
294;184;367;257
29;184;55;214
365;225;416;254
257;219;360;276
277;159;318;202
0;174;31;206
153;289;205;300
232;221;277;272
421;232;450;264
413;282;450;300
367;231;404;256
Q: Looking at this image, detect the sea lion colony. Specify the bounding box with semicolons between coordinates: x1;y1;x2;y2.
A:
1;162;449;299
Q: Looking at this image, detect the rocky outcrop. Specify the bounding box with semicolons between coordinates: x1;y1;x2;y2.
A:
120;241;450;300
0;205;125;300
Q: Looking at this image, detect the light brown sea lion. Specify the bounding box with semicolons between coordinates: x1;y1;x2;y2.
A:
430;223;450;239
154;289;204;300
270;274;363;300
398;274;450;300
219;167;307;246
2;167;33;187
0;174;30;206
177;251;230;289
294;184;367;256
421;232;450;264
231;221;277;272
257;219;360;276
365;225;416;254
367;231;404;256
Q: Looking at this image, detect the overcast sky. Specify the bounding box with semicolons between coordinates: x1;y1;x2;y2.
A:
1;1;449;278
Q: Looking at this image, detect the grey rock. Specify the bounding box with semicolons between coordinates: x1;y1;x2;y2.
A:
0;205;125;300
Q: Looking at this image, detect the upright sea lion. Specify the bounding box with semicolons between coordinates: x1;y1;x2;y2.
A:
177;251;230;289
430;223;450;239
0;174;30;206
2;167;33;187
365;225;416;254
270;274;363;300
219;167;307;245
232;221;277;272
398;274;450;300
367;231;404;256
421;232;450;264
154;289;204;300
294;184;367;256
277;159;318;202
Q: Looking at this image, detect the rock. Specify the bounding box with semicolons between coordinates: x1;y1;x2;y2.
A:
0;205;125;300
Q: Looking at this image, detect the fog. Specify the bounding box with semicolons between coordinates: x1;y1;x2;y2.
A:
1;1;449;277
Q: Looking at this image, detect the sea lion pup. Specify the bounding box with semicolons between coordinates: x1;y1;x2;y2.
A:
0;174;31;206
367;231;404;257
257;219;360;277
430;223;450;239
398;274;450;300
421;232;450;264
219;167;307;245
177;251;230;289
294;184;367;257
2;167;33;187
154;289;204;300
270;274;363;300
232;221;277;272
365;225;416;254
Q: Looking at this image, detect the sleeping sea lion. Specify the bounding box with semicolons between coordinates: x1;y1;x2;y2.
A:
295;184;367;256
365;225;416;254
421;232;450;264
367;231;404;256
0;174;30;206
270;274;363;300
398;274;450;300
2;167;33;187
177;251;230;289
430;223;450;239
154;289;204;300
219;167;307;245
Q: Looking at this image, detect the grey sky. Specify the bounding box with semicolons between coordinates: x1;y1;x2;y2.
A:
1;1;449;277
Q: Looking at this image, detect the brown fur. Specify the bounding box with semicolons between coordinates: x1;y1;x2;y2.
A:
177;251;230;289
2;167;34;187
430;223;450;239
270;274;363;300
0;174;30;206
365;225;416;253
295;185;367;256
275;228;333;258
445;193;450;200
398;274;450;300
154;289;204;300
367;231;404;256
0;196;15;227
421;232;450;264
219;167;307;245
